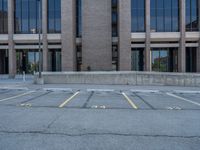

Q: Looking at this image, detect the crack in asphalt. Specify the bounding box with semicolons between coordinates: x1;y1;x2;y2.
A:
1;104;200;111
0;130;199;139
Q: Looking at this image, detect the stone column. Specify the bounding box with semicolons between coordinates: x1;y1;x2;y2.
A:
82;0;112;71
197;0;200;72
42;0;48;71
179;0;186;72
61;0;76;71
8;0;16;78
118;0;131;71
145;0;151;71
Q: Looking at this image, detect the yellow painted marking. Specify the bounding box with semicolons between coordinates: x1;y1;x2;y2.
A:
0;91;35;102
59;92;80;108
122;92;138;109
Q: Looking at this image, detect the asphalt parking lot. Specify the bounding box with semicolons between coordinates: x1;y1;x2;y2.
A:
0;84;200;150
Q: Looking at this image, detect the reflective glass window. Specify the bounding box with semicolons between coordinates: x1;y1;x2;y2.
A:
131;0;145;32
48;0;61;33
186;0;199;31
14;0;40;34
76;0;82;37
151;0;179;32
0;0;8;34
151;48;178;72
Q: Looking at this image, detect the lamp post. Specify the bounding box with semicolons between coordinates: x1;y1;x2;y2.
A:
38;0;42;78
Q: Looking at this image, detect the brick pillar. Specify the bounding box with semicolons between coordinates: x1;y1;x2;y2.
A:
145;0;151;71
42;0;48;71
179;0;186;72
118;0;131;71
8;0;16;78
82;0;112;71
61;0;76;71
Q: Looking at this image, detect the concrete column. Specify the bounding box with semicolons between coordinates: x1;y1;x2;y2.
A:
61;0;76;71
145;0;151;71
82;0;112;71
197;0;200;72
42;0;48;71
118;0;131;71
179;0;186;72
8;0;16;77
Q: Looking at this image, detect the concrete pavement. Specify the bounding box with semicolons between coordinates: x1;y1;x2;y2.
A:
0;80;200;149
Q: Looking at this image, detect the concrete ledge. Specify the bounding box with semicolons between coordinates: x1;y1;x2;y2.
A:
34;71;200;87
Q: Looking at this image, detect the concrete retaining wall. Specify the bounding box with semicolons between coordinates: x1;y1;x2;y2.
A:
34;72;200;87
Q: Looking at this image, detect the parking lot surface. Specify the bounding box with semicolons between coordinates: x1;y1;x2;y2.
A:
0;82;200;150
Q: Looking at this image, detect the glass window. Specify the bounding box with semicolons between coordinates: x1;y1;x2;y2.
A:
47;0;61;33
151;48;178;72
151;0;179;32
14;0;40;34
16;49;39;74
112;0;118;37
131;0;145;32
76;0;82;37
0;0;8;34
48;49;61;72
131;48;144;71
186;0;199;31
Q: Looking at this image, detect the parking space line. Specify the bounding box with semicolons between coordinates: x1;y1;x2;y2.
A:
87;89;114;92
166;93;200;107
0;91;35;102
122;92;138;109
20;91;52;104
133;92;155;109
59;91;80;108
82;91;94;108
131;90;159;93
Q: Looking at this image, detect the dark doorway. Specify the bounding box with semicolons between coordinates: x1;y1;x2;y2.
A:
186;47;197;72
48;49;61;72
0;50;8;74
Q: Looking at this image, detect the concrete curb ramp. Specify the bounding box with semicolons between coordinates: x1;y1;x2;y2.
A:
34;71;200;87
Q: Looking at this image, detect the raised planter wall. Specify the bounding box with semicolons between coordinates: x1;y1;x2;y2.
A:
34;72;200;87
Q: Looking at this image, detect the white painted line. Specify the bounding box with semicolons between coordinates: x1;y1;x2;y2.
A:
0;91;35;102
131;90;159;93
166;93;200;107
173;90;200;94
87;89;114;92
59;92;80;108
0;87;28;90
43;88;73;92
122;92;138;109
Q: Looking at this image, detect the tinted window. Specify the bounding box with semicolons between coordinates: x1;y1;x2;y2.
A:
48;0;61;33
131;0;145;32
0;0;8;34
150;0;179;32
186;0;199;31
